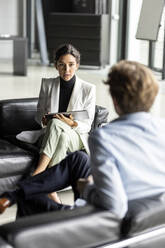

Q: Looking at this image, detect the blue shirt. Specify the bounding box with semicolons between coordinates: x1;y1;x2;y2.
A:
84;112;165;218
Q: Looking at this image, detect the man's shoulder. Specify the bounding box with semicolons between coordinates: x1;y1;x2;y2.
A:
93;114;165;139
90;122;117;139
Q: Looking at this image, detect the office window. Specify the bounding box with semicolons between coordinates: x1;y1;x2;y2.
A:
126;0;164;76
127;0;148;65
153;7;165;69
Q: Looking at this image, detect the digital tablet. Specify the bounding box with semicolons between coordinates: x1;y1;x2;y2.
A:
45;110;89;121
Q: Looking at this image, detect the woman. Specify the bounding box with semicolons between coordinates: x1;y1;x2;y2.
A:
18;44;96;178
34;43;96;175
17;44;95;202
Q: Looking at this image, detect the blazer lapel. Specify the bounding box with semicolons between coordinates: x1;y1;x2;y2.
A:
50;77;60;112
67;76;82;111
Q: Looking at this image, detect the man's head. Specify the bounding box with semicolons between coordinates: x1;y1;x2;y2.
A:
105;60;159;115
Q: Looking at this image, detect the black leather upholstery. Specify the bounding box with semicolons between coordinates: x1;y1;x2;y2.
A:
0;139;34;177
121;193;165;237
0;98;108;137
0;139;37;194
0;205;120;248
0;237;12;248
0;98;40;194
0;98;109;195
90;105;109;132
1;98;165;248
0;98;40;136
129;234;165;248
1;198;165;248
4;135;39;155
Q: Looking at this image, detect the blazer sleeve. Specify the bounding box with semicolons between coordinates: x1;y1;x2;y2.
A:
35;78;47;126
83;129;128;218
73;84;96;134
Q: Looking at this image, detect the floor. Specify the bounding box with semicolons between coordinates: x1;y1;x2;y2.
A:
0;58;165;225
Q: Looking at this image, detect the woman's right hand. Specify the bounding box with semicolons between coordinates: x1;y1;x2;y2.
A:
42;115;47;126
42;112;50;126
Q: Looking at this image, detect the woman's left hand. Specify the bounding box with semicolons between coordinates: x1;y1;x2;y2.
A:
55;114;78;127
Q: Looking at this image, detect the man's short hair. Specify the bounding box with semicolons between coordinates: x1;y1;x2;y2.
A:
105;60;159;114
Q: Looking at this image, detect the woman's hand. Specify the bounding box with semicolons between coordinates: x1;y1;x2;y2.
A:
55;114;78;127
42;115;48;126
42;112;51;126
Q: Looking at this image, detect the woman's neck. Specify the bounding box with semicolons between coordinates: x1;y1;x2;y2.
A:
60;75;76;86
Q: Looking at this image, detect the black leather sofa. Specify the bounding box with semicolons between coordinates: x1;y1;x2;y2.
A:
0;97;109;195
0;98;40;195
1;193;165;248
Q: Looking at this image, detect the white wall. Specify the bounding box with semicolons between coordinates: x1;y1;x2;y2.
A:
127;0;149;65
0;0;23;59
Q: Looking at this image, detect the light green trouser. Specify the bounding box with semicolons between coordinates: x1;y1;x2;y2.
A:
40;118;84;167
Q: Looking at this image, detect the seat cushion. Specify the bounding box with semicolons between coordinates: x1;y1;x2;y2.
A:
0;139;38;194
0;205;120;248
0;237;12;248
0;139;37;177
121;193;165;237
0;175;23;195
4;135;39;156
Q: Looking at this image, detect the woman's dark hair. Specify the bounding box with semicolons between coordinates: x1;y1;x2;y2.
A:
105;60;159;114
54;44;80;65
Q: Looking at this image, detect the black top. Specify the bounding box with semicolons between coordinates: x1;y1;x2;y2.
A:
58;75;76;112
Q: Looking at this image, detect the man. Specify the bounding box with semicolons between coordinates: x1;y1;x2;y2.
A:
1;60;165;218
82;60;165;218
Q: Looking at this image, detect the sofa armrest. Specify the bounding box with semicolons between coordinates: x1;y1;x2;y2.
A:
0;205;120;248
0;237;13;248
90;105;109;133
121;193;165;237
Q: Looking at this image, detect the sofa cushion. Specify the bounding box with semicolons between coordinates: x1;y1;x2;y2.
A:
0;98;40;136
90;105;109;132
0;205;120;248
4;135;39;156
0;237;13;248
0;175;23;195
0;139;37;194
0;139;37;178
121;193;165;237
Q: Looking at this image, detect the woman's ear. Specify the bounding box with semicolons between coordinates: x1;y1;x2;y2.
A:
76;63;79;70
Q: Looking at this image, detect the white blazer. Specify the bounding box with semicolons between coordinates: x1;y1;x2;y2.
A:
17;76;96;153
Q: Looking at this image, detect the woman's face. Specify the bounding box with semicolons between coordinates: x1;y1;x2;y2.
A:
56;54;79;81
